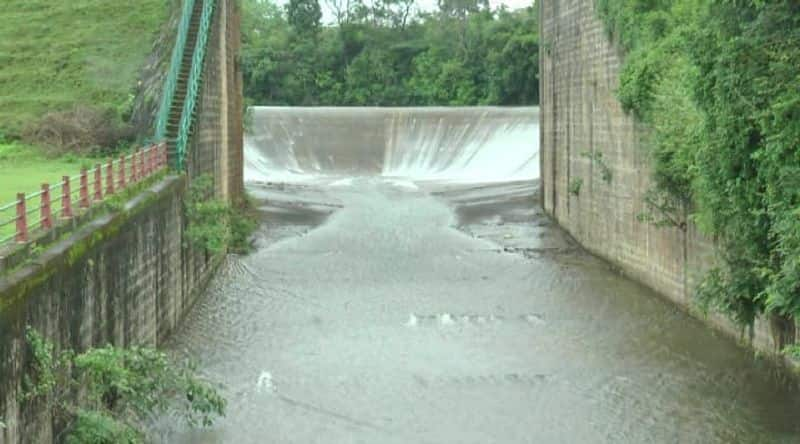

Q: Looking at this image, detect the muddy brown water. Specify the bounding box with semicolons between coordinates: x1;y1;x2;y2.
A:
157;108;800;443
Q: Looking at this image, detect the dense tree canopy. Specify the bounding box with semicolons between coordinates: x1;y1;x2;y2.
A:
240;0;539;106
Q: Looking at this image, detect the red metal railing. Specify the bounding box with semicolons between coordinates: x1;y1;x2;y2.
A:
0;143;168;248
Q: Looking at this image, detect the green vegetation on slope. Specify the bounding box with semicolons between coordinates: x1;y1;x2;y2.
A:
597;0;800;328
185;175;259;254
241;0;539;107
0;0;169;140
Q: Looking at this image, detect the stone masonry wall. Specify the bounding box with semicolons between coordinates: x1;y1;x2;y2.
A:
539;0;796;354
189;0;244;202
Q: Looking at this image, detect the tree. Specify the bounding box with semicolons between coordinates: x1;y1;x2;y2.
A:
286;0;322;35
240;0;541;107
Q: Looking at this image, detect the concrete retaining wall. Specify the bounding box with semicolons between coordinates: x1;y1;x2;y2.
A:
0;0;244;441
0;177;220;443
539;0;797;355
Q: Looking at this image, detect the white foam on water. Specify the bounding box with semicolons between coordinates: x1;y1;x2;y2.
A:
256;371;275;393
439;313;455;326
330;177;356;187
382;178;420;190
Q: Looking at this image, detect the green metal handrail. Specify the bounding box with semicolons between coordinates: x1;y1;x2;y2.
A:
175;0;216;170
154;0;198;142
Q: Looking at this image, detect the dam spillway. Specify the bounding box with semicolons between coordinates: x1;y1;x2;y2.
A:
244;107;539;184
161;107;800;443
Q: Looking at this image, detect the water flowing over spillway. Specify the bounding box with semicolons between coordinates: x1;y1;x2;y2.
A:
244;107;539;184
160;107;800;443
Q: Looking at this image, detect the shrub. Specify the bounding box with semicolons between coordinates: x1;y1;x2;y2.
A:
185;175;258;254
23;105;134;156
569;178;583;196
22;327;225;443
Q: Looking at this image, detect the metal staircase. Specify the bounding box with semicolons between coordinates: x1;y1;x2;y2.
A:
164;0;204;155
154;0;216;170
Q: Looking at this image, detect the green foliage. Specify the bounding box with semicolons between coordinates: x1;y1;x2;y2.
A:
784;345;800;360
636;188;686;231
22;327;73;404
580;151;612;184
598;0;800;326
185;176;231;254
230;201;259;254
287;0;322;34
569;178;583;196
0;0;169;138
65;411;139;444
185;175;258;254
21;327;225;443
241;0;539;106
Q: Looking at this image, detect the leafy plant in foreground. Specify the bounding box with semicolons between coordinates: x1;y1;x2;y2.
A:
22;327;225;443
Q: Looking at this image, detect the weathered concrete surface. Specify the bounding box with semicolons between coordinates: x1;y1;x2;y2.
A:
538;0;797;354
188;0;244;201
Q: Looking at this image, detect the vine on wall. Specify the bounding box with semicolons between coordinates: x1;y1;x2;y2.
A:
184;175;258;254
596;0;800;332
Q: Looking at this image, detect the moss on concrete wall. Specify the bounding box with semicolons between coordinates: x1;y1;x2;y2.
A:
0;175;224;443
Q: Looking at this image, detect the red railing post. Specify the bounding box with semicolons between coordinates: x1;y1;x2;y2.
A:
142;147;149;177
16;193;28;243
138;149;145;179
148;145;156;174
40;184;53;230
143;146;149;176
106;159;115;196
131;151;138;182
93;164;103;202
61;176;73;219
80;168;90;209
119;154;127;190
160;143;168;169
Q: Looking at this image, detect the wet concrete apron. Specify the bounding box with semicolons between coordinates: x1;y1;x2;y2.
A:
161;180;800;443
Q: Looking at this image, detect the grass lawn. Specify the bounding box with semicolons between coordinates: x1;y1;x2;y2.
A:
0;143;95;241
0;0;169;136
0;1;170;242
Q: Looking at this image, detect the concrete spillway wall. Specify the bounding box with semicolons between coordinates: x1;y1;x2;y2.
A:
539;0;797;356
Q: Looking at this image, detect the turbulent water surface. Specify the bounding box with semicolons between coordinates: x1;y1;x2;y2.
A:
160;107;800;443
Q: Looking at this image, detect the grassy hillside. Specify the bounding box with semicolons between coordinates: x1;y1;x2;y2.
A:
0;0;170;138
